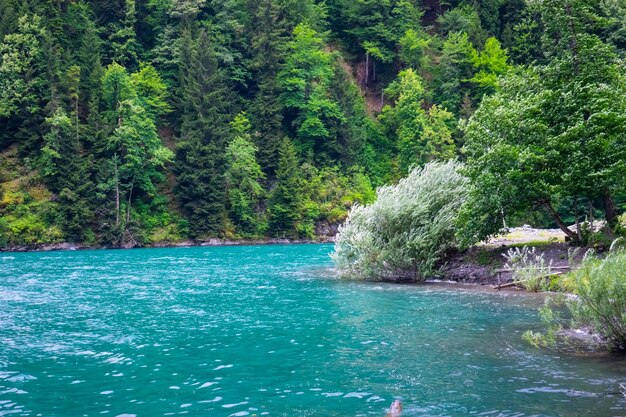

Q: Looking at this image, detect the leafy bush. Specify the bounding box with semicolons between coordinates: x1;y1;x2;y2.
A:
617;213;626;235
332;160;468;281
0;181;64;247
525;248;626;352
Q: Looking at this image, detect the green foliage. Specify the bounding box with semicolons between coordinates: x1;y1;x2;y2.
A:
0;15;47;118
0;0;623;248
269;137;305;238
434;31;476;116
0;182;64;247
459;18;626;246
225;113;265;236
399;29;431;70
437;5;485;46
330;0;423;66
381;69;455;173
247;0;289;176
130;63;171;120
109;0;140;68
470;37;511;92
503;246;554;292
279;23;345;161
529;250;626;352
175;29;233;238
332;160;468;281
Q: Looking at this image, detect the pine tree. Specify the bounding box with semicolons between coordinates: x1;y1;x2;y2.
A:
40;108;94;240
77;17;103;112
269;137;304;237
434;31;476;116
0;0;30;38
278;23;345;163
175;29;234;237
225;113;265;235
247;0;288;176
109;0;140;68
0;14;50;152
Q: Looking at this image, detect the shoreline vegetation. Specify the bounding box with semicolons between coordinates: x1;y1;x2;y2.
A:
331;161;625;353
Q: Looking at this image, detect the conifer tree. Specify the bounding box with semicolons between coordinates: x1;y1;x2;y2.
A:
0;14;50;151
77;17;103;111
0;0;30;38
247;0;288;176
434;31;476;116
175;29;233;237
269;137;304;237
109;0;140;68
225;113;265;235
40;108;93;240
279;23;344;162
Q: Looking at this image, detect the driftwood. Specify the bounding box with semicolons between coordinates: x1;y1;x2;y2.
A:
493;267;570;290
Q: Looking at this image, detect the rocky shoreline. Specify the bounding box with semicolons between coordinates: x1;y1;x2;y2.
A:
0;237;335;253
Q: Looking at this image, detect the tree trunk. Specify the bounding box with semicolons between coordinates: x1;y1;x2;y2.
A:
372;60;376;83
75;99;80;141
114;156;120;228
573;198;581;241
603;190;618;228
543;200;579;242
126;178;134;225
365;53;369;86
565;3;580;74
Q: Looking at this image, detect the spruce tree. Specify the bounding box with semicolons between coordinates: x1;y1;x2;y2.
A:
0;14;50;152
109;0;140;68
224;113;265;235
269;137;304;237
175;29;233;238
40;108;93;241
247;0;288;177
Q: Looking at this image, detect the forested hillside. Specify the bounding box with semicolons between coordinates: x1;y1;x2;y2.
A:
1;0;625;248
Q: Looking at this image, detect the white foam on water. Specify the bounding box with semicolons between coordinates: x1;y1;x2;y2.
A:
222;402;248;408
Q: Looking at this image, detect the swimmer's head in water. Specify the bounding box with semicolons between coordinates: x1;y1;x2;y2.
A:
388;399;402;416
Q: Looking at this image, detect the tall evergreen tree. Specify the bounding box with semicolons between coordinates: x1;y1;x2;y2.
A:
247;0;288;176
0;14;50;152
40;108;93;240
175;29;233;237
109;0;140;68
225;112;265;235
269;137;304;237
278;23;345;163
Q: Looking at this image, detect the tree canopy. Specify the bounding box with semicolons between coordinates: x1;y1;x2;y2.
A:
0;0;624;248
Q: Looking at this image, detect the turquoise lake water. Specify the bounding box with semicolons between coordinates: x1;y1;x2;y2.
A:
1;244;625;416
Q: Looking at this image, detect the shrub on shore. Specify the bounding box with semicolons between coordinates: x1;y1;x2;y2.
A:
524;248;626;352
332;160;468;281
503;246;554;292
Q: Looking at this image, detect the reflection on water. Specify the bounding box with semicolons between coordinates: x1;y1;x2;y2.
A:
1;244;625;417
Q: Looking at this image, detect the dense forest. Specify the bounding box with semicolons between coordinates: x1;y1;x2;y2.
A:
1;0;625;248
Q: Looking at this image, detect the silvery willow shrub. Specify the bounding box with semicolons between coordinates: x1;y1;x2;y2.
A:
332;160;468;281
503;246;553;292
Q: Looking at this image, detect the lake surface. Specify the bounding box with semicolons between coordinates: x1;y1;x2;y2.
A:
1;244;625;417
